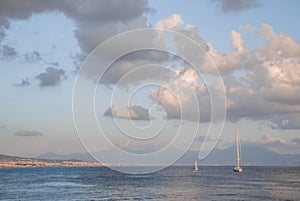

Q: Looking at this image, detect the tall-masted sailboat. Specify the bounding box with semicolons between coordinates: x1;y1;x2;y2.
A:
233;128;243;172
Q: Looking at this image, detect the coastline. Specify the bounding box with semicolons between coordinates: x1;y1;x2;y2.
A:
0;158;103;168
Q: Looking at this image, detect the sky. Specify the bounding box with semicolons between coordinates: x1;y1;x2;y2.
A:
0;0;300;160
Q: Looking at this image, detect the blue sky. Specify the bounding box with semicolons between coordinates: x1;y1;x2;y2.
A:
0;0;300;158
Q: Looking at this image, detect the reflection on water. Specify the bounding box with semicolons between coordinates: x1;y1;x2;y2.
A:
0;166;299;200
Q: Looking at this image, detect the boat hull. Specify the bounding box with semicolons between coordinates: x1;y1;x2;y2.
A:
233;167;243;172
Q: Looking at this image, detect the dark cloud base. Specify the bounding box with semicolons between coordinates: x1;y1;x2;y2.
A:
14;130;44;137
35;67;66;87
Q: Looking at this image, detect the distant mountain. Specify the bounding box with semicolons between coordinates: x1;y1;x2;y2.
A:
0;154;23;161
178;143;300;166
0;153;78;163
37;152;96;162
35;144;300;166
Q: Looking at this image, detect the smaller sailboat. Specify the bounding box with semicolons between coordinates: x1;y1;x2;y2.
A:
194;161;199;172
233;128;243;173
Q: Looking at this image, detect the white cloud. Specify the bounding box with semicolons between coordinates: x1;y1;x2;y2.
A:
204;30;258;75
150;68;198;120
150;67;224;122
262;134;290;146
220;24;300;129
257;24;300;60
155;14;184;30
151;19;300;129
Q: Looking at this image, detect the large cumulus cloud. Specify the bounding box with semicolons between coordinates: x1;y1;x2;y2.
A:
149;14;300;129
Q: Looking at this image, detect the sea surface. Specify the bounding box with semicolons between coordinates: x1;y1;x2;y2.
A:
0;166;299;200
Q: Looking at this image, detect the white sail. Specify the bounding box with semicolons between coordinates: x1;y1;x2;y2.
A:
194;161;199;172
233;128;243;172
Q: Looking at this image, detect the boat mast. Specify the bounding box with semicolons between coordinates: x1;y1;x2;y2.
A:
236;127;240;168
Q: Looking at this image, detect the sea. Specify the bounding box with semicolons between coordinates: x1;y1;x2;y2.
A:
0;166;299;200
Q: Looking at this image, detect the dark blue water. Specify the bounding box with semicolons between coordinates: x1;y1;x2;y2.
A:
0;166;299;200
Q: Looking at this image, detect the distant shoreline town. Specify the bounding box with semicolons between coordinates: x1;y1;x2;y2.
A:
0;154;103;168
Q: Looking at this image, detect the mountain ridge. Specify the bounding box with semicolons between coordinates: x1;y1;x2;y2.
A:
33;143;300;166
178;143;300;166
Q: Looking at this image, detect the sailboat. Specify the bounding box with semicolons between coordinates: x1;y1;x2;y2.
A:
194;161;199;172
233;128;243;173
